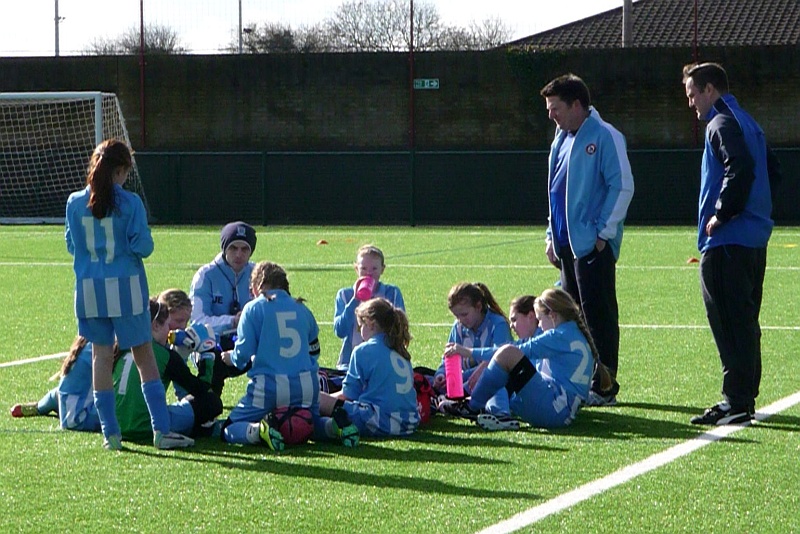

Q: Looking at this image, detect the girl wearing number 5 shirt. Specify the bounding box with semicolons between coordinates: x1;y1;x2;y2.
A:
220;261;359;449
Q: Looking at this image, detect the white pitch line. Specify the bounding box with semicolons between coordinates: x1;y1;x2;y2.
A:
476;390;800;534
0;352;68;368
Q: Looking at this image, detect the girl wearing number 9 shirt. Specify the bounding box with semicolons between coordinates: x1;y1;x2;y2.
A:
320;297;420;438
65;138;192;451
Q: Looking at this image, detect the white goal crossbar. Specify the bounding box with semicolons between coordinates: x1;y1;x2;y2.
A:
0;91;149;224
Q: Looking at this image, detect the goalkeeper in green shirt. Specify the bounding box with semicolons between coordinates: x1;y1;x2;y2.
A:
113;299;223;440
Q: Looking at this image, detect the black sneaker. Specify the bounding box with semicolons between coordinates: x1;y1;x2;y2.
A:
690;402;752;426
585;391;618;407
438;398;481;420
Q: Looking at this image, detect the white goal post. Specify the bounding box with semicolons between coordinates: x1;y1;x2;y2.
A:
0;91;149;224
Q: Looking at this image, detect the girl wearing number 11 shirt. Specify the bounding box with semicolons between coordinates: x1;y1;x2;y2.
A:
65;138;192;451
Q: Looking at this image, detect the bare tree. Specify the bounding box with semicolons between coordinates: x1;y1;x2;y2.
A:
238;22;297;53
84;24;186;55
233;0;512;54
296;24;335;53
230;22;334;53
324;0;511;51
325;0;447;52
469;17;513;49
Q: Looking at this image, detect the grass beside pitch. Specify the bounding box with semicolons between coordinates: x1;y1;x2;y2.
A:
0;225;798;533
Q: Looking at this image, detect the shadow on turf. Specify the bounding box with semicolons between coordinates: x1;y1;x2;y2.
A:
566;405;758;444
617;401;701;415
125;441;542;500
751;413;800;431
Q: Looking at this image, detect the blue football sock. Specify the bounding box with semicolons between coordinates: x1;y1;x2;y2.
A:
93;389;121;439
469;360;509;411
37;387;59;415
141;379;170;434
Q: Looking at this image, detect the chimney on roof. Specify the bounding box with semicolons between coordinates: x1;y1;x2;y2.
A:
622;0;633;47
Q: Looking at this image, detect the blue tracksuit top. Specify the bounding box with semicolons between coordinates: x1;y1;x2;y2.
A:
190;253;254;334
698;93;773;252
546;107;635;260
333;282;405;368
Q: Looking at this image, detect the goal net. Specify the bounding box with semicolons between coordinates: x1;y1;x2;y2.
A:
0;92;149;224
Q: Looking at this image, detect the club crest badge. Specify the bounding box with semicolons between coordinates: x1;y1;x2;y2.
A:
586;143;597;155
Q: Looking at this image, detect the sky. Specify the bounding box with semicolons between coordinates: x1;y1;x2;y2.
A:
0;0;628;56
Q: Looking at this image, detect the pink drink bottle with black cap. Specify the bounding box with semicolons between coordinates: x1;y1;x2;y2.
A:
355;276;376;300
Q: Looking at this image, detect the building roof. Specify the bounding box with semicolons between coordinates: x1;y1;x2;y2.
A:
510;0;800;50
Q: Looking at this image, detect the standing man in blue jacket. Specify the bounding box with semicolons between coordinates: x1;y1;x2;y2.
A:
683;62;779;425
540;74;635;407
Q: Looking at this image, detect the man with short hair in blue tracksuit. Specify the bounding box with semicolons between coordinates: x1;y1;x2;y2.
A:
682;62;781;426
540;73;635;406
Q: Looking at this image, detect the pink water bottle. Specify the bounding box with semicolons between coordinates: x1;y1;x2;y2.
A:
444;354;465;399
355;276;376;300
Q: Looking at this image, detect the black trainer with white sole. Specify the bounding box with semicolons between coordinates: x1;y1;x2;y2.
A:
690;402;752;425
476;414;520;431
438;398;481;420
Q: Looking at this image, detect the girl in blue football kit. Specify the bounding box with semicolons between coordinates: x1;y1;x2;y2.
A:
221;261;359;450
65;139;192;451
433;282;513;393
508;295;543;342
463;294;543;396
441;288;613;430
333;245;405;370
320;298;420;438
10;335;100;432
56;337;100;431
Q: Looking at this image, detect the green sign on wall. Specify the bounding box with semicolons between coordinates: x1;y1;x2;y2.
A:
413;78;439;90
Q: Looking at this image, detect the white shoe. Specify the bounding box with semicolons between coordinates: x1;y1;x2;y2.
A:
103;434;123;451
154;430;195;449
476;414;520;431
585;391;617;407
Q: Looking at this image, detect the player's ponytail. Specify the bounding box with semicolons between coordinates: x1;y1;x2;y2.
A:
356;298;412;360
474;282;507;322
86;139;132;219
58;335;88;378
535;288;613;391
